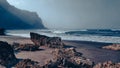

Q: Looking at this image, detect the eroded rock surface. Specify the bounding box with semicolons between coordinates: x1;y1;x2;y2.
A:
15;59;41;68
0;41;17;67
41;48;94;68
30;32;64;48
93;61;120;68
103;44;120;51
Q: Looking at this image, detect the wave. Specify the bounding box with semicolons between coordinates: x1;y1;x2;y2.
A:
6;29;120;44
65;29;120;37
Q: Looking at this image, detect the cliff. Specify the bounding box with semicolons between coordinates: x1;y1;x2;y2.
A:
0;0;45;29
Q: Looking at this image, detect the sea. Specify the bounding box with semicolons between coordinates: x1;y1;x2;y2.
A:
6;29;120;44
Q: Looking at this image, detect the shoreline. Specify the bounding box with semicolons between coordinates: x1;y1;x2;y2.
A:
0;35;120;64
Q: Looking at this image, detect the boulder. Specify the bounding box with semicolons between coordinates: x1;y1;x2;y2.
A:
0;41;17;67
41;48;94;68
12;42;40;51
30;32;64;48
102;44;120;51
93;61;120;68
15;59;41;68
0;28;5;35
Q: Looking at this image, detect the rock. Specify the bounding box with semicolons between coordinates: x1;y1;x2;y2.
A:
52;48;82;58
30;32;64;48
42;48;93;68
12;42;40;51
0;28;5;35
102;44;120;51
0;41;17;67
15;59;41;68
93;61;120;68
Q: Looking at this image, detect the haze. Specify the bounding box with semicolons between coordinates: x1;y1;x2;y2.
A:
7;0;120;29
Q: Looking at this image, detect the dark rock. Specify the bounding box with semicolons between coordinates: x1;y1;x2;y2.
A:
12;42;40;51
0;28;5;35
0;41;17;67
30;32;64;48
15;59;41;68
42;48;94;68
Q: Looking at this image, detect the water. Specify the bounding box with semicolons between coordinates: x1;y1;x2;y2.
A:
6;29;120;44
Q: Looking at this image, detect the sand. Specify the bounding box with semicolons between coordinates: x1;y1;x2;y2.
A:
0;35;120;65
64;41;120;63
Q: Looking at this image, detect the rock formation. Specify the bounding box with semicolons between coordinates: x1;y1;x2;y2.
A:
0;0;45;29
102;44;120;51
93;61;120;68
15;59;41;68
41;48;94;68
12;42;40;51
0;28;5;35
0;41;17;67
30;32;64;48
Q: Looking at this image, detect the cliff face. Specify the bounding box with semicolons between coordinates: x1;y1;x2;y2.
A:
0;0;45;29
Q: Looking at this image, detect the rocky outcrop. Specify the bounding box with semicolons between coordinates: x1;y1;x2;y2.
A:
0;28;5;35
12;42;40;51
0;0;45;29
93;61;120;68
102;44;120;51
0;41;17;67
30;32;64;48
41;48;94;68
15;59;41;68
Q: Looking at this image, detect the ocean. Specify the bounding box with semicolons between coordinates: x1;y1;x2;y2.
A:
6;29;120;44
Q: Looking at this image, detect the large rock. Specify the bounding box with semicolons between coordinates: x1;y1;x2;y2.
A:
102;44;120;51
0;41;17;67
93;61;120;68
41;48;94;68
0;0;45;29
12;42;40;51
0;28;5;35
30;32;64;48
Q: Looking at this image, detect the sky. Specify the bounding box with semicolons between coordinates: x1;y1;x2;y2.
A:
7;0;120;29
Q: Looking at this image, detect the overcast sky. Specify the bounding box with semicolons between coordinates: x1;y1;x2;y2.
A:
7;0;120;29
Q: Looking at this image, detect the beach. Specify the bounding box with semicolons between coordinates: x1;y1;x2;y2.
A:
0;35;120;65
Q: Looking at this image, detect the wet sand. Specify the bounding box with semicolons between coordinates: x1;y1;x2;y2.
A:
0;36;120;64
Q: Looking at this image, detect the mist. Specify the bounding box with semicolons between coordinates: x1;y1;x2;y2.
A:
7;0;120;29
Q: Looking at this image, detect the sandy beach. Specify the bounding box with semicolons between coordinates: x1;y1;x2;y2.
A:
0;35;120;66
64;41;120;63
